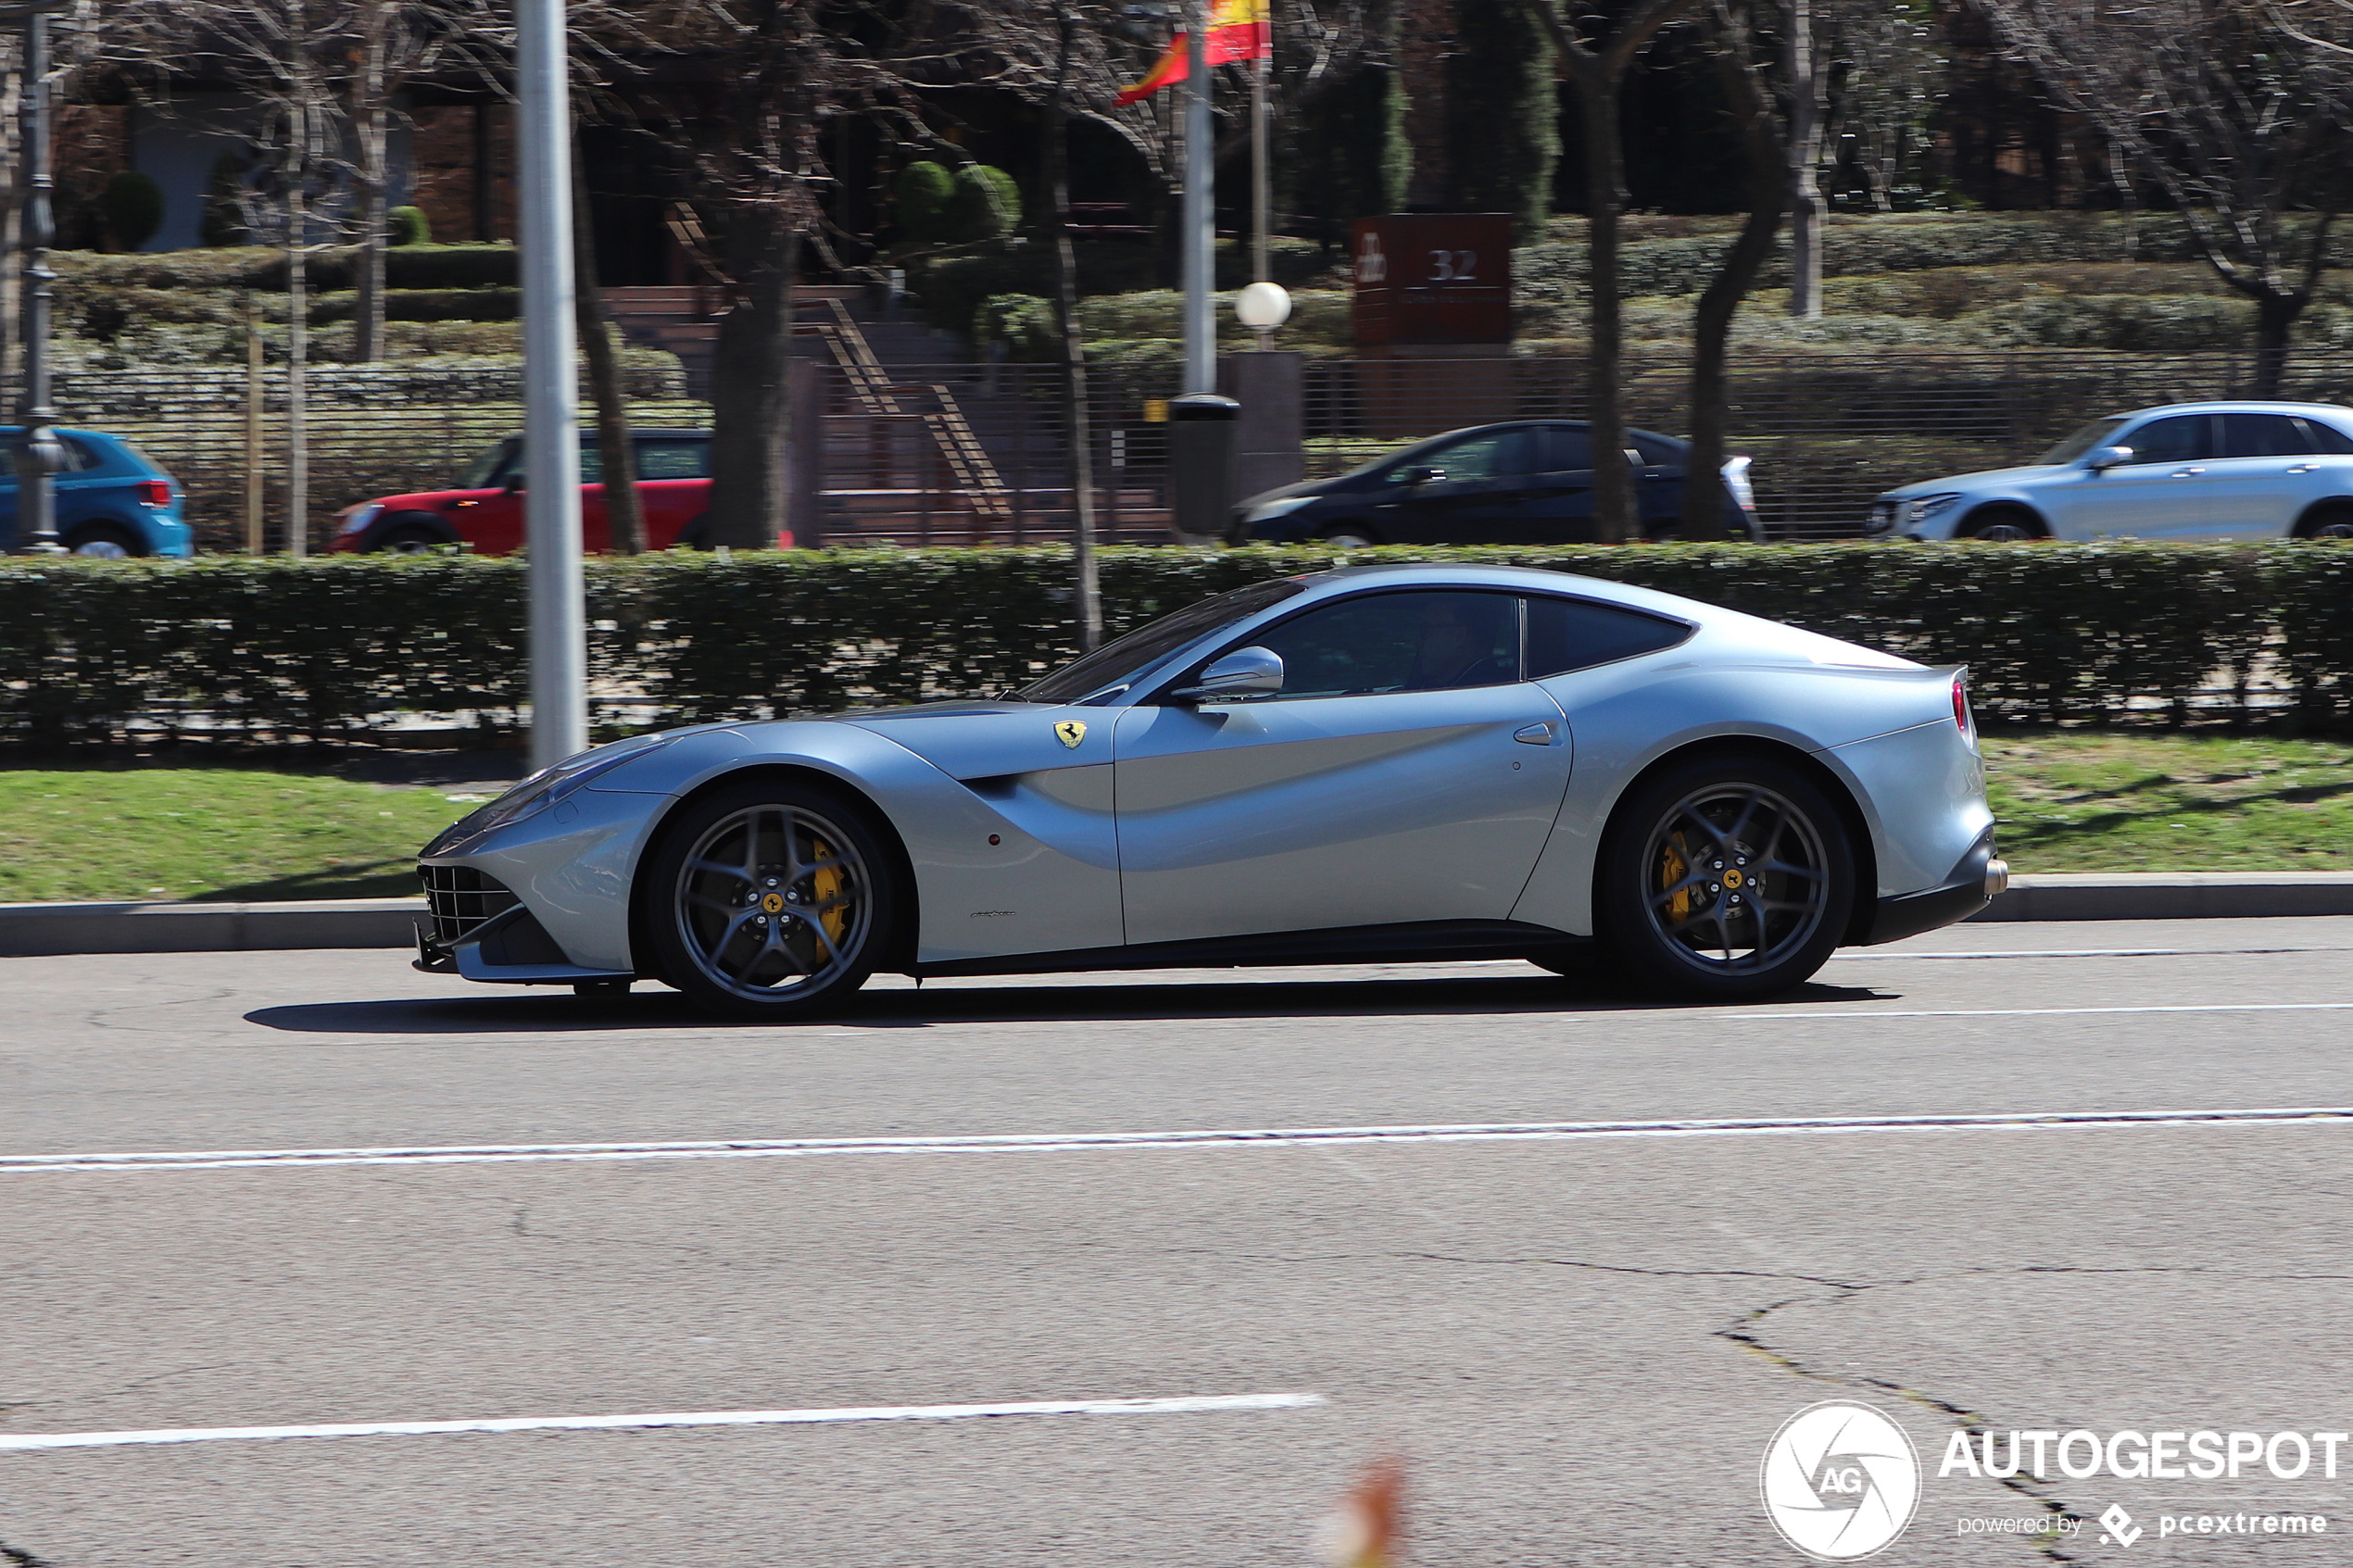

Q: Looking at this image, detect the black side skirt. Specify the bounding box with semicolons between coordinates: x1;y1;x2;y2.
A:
912;920;1588;979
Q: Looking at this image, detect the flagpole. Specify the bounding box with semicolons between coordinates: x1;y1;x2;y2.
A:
1181;0;1213;395
1251;51;1268;285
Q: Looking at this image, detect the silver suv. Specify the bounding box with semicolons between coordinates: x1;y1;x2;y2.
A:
1869;401;2353;542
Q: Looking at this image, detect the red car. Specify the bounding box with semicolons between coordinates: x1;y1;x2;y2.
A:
332;430;744;554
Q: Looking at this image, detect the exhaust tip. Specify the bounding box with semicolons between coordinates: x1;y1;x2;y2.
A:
1984;859;2011;899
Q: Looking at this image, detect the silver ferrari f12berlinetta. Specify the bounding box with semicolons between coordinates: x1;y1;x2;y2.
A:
416;564;2004;1018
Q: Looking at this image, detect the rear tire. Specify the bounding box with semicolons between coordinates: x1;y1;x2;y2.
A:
1595;754;1856;1003
2297;505;2353;541
1320;525;1379;548
1958;507;2045;543
64;523;141;558
641;778;898;1022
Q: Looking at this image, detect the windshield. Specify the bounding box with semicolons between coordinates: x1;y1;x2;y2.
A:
459;439;517;490
2037;417;2129;466
1018;579;1307;704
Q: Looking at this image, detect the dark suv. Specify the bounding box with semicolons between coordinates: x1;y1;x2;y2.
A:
1230;420;1760;546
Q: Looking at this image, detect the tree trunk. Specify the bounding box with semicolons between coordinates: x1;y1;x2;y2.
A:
1681;31;1787;542
352;0;388;362
1047;3;1101;650
1785;0;1825;320
704;204;797;549
287;220;308;557
1574;73;1636;543
573;133;644;554
2252;291;2300;399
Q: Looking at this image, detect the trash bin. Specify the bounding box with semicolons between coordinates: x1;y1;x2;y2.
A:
1168;393;1239;544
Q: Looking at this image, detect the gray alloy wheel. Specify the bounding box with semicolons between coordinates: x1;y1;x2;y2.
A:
67;525;138;558
645;782;893;1020
2300;507;2353;541
1960;508;2044;543
1320;526;1379;548
375;525;447;554
1597;757;1855;1001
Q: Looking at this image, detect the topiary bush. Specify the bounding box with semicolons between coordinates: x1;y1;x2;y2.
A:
949;164;1022;243
892;161;959;245
388;206;432;246
99;171;166;252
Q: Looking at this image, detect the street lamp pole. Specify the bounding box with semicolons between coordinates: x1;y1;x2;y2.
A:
8;0;67;556
515;0;586;771
1179;0;1213;395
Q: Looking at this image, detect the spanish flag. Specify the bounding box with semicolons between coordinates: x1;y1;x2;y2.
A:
1114;0;1272;106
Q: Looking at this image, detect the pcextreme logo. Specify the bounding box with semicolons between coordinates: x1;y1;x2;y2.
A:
1761;1400;1923;1562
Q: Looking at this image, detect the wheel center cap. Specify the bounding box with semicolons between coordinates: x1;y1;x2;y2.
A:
1722;869;1744;890
761;892;787;915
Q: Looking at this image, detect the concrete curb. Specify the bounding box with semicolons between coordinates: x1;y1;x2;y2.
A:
5;874;2353;959
0;898;424;957
1970;872;2353;922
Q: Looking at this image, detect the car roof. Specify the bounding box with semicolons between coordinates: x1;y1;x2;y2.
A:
1287;561;1708;621
2114;401;2353;420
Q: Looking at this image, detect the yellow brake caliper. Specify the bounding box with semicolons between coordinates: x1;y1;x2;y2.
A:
1661;832;1693;924
809;835;849;944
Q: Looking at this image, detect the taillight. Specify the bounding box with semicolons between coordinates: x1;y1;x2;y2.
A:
1953;675;1972;734
135;479;170;507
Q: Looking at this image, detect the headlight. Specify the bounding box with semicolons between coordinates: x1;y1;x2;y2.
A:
337;503;384;536
1905;494;1964;524
456;734;678;836
1245;495;1316;524
1720;456;1755;509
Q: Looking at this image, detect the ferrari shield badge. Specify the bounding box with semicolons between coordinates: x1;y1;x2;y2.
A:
1054;720;1087;749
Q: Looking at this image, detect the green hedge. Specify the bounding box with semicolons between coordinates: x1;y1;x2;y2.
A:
6;544;2352;746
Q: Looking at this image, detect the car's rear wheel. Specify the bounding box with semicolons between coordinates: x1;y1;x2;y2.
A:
64;523;141;558
1958;507;2045;542
2296;505;2353;541
1595;755;1855;1002
643;779;897;1021
1320;525;1379;548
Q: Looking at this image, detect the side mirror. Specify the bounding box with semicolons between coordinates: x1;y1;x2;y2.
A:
1172;646;1284;704
2087;445;2133;471
501;471;525;494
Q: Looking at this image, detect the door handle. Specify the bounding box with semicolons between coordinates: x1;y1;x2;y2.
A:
2289;464;2318;474
2168;467;2206;478
1513;722;1559;746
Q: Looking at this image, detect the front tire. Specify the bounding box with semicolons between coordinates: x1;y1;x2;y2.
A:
1595;755;1856;1002
1958;507;2045;543
2297;505;2353;541
642;779;898;1021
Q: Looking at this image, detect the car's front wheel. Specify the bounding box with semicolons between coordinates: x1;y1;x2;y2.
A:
1595;755;1856;1002
642;779;899;1021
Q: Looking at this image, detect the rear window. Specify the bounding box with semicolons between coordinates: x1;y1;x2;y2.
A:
636;438;711;480
2298;416;2353;455
1525;596;1692;678
1628;432;1685;466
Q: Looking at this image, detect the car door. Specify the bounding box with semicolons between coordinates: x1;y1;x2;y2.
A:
1367;426;1544;544
2043;413;2215;539
1628;431;1689;538
632;435;713;547
1112;588;1574;946
2206;412;2332;539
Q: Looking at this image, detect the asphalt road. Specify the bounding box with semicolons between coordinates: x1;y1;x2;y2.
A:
4;918;2351;1566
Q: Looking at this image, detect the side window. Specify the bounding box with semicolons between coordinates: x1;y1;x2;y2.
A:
1547;426;1594;470
1628;433;1684;467
2119;415;2212;465
638;439;711;479
57;439;101;473
2296;417;2353;456
1525;596;1691;678
1247;591;1522;698
577;445;603;484
1386;428;1536;484
2221;413;2309;458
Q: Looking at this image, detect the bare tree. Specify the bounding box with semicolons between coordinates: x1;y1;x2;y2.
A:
1982;0;2353;394
1680;0;1788;539
1044;0;1101;648
1530;0;1709;543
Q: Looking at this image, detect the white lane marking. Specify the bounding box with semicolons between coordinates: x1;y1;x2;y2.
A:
1831;947;2346;961
1718;1002;2353;1020
6;1108;2348;1175
0;1392;1325;1453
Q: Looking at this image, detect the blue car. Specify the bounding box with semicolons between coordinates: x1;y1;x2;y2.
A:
0;428;192;557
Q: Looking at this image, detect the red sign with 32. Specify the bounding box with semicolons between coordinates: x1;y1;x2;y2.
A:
1350;214;1515;345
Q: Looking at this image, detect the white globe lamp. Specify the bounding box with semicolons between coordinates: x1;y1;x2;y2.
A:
1233;281;1291;346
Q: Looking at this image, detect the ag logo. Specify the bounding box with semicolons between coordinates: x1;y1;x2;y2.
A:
1760;1401;1920;1562
1053;720;1087;749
